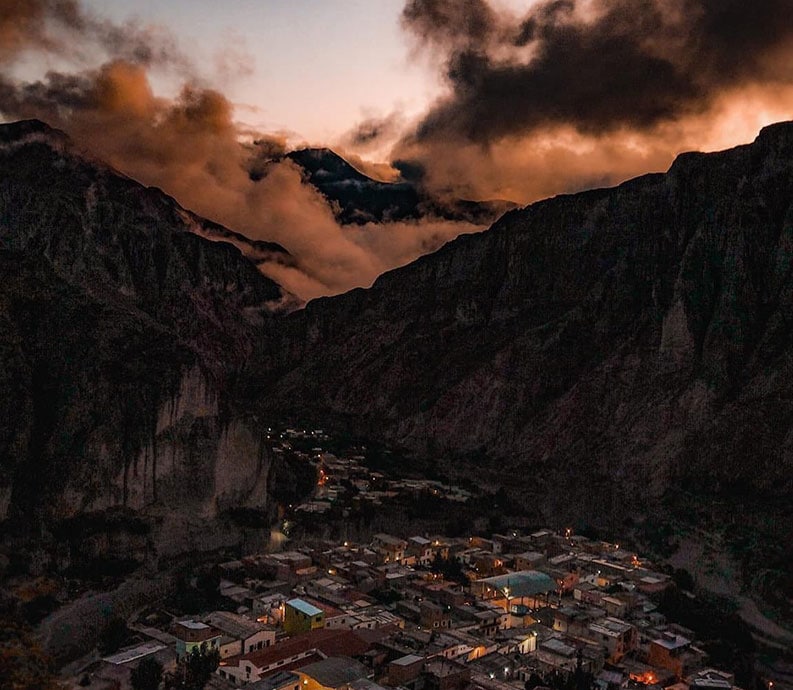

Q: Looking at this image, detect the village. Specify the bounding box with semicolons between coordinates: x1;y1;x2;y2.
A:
67;426;757;690
75;521;751;690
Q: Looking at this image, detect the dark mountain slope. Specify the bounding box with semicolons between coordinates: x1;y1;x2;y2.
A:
251;123;793;553
0;119;288;371
0;120;285;562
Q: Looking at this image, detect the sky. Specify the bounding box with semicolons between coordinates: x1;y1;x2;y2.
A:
2;0;793;301
80;0;440;147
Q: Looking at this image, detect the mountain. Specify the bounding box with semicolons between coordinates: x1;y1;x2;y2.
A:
3;117;793;621
285;147;515;225
0;120;288;568
251;123;793;590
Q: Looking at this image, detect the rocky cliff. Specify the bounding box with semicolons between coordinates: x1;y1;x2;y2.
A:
0;120;285;568
251;123;793;571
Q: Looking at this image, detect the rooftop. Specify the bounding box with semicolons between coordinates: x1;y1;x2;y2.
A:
477;570;557;598
541;638;577;657
287;598;324;617
300;656;368;688
102;642;165;665
654;632;691;650
206;611;268;640
391;654;424;666
248;671;300;690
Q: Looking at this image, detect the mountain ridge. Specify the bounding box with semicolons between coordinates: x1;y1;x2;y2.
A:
2;117;792;621
0;119;287;569
247;122;793;574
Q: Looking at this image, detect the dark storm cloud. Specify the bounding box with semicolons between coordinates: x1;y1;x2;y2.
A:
401;0;498;49
400;0;793;144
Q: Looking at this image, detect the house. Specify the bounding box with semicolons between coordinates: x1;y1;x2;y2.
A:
171;620;222;658
408;537;434;566
217;628;379;685
284;599;326;635
387;654;425;687
535;637;602;678
373;534;408;564
473;608;504;637
587;617;637;662
513;629;539;655
424;658;470;690
648;632;696;678
419;601;452;630
298;656;369;690
514;551;546;570
553;606;604;637
205;611;276;657
688;668;736;690
601;595;629;618
90;641;177;690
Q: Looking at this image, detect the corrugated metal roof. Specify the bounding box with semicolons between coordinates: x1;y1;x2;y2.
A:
477;570;557;597
287;598;323;617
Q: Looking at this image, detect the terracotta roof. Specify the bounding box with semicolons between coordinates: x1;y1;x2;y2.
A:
222;628;380;671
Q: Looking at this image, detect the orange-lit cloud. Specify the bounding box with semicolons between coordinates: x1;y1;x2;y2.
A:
4;0;793;303
393;0;793;202
0;1;482;301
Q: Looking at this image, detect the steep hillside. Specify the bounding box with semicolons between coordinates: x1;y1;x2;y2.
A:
0;119;289;370
0;120;286;566
251;123;793;568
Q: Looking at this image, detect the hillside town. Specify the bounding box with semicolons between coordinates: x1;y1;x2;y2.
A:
69;520;754;690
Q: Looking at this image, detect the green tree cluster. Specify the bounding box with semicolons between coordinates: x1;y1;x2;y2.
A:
164;644;220;690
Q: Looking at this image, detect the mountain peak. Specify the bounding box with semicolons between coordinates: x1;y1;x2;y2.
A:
286;147;371;184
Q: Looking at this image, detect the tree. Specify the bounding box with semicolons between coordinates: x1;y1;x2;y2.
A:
672;567;695;592
131;657;163;690
0;616;65;690
99;616;129;655
164;644;220;690
430;553;468;585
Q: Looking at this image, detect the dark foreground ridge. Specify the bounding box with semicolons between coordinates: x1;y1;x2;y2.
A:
0;120;288;560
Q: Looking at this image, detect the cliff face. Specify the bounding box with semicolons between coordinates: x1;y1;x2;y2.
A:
252;123;793;537
0;121;282;564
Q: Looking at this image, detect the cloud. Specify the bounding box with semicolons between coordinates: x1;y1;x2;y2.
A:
0;57;480;302
0;0;191;71
394;0;793;202
0;0;487;302
339;111;406;152
5;0;793;303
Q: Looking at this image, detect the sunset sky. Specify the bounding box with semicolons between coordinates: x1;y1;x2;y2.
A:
2;0;793;300
80;0;440;147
